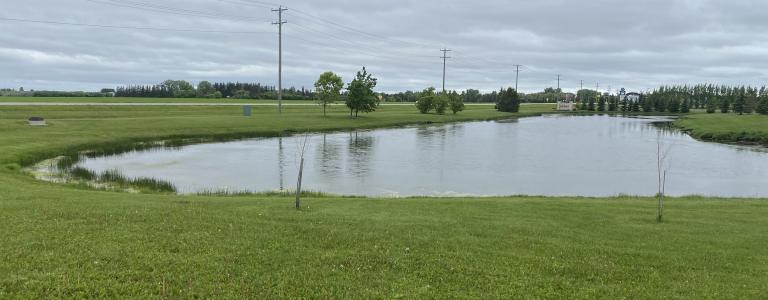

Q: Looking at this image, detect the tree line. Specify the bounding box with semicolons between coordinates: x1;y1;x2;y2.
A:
575;84;768;115
114;80;315;100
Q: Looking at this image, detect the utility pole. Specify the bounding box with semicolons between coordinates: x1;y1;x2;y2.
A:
580;80;583;90
513;64;522;91
440;48;451;92
557;74;561;91
272;6;288;113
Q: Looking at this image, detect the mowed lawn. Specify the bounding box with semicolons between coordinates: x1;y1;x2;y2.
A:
0;96;295;104
676;113;768;144
1;102;767;298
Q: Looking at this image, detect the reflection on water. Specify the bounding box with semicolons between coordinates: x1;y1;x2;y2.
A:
75;115;768;197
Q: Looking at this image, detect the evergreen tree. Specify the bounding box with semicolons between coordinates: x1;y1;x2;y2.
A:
580;100;588;111
631;100;640;112
720;98;731;113
668;98;680;113
608;97;618;111
588;97;596;111
706;98;717;113
757;95;768;115
620;99;629;112
597;97;606;111
641;96;653;112
680;99;690;113
734;94;746;115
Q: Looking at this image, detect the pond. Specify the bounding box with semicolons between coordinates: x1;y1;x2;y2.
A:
73;115;768;197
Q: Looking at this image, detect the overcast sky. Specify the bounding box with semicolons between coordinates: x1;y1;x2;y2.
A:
2;0;768;94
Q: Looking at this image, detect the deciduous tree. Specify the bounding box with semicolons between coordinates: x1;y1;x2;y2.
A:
314;71;344;116
345;67;379;118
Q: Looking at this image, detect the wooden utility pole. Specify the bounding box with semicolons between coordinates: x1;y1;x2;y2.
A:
272;6;288;113
440;48;452;92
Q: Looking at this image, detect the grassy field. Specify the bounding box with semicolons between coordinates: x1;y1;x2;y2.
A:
0;96;294;104
1;102;768;298
676;113;768;145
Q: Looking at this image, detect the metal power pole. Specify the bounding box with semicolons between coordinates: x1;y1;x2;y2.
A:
440;48;451;92
272;6;288;113
513;64;522;91
557;74;561;90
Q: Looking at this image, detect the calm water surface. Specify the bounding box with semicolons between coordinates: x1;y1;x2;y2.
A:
76;115;768;197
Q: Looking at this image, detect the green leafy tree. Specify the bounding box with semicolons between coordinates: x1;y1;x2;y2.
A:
196;81;222;98
233;89;250;99
588;97;596;111
734;94;746;115
163;80;196;98
314;71;344;116
415;87;436;114
597;98;606;111
345;67;378;118
448;91;465;114
434;93;449;114
496;88;520;112
580;100;588;111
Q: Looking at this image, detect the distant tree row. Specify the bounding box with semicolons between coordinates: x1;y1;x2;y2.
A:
383;89;508;103
575;84;768;115
115;80;314;99
648;84;768;115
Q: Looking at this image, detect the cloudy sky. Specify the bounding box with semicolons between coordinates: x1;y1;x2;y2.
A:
2;0;768;94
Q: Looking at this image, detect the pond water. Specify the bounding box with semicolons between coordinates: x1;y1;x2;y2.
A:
74;115;768;197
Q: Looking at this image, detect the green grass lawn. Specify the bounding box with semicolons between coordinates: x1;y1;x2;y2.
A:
1;101;767;298
0;96;290;104
676;113;768;145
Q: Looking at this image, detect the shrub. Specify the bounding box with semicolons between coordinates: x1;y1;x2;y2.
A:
496;88;520;113
434;93;448;115
415;87;436;114
448;91;465;114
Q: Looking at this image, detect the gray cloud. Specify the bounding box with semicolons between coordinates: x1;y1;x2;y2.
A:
2;0;768;93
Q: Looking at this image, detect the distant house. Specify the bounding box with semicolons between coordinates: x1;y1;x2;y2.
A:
624;92;641;102
28;117;46;126
100;88;116;97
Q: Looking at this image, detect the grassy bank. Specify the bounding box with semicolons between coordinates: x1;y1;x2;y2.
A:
675;113;768;145
1;101;768;298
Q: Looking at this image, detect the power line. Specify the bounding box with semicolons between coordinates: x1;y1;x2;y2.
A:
288;8;433;49
0;17;274;34
85;0;271;23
